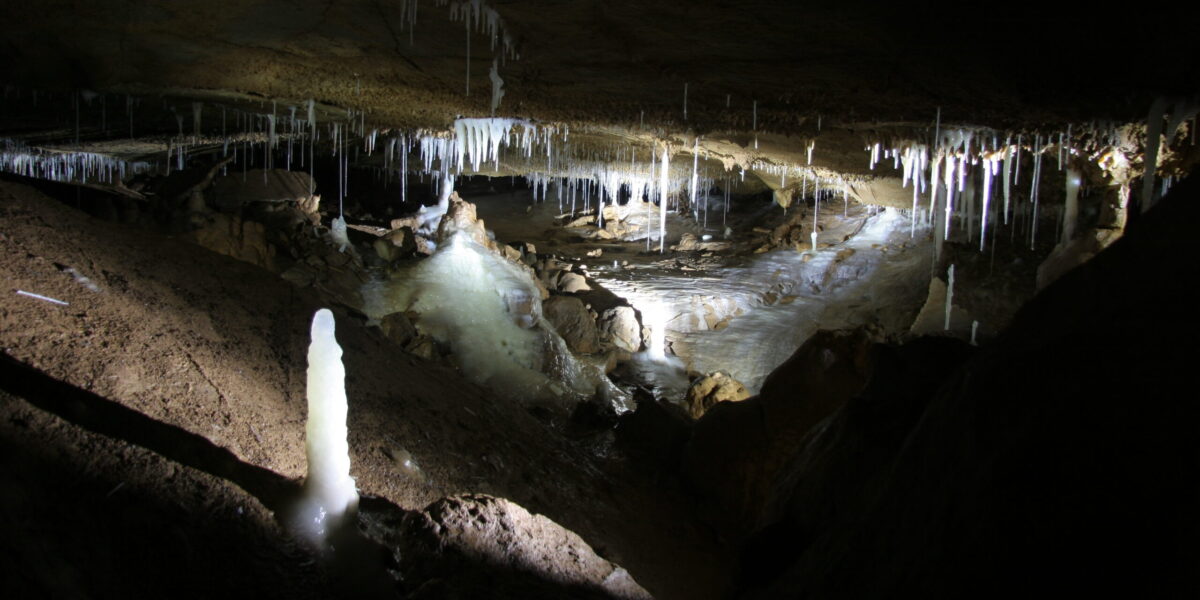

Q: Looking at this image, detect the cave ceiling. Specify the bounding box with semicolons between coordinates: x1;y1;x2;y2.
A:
1;0;1198;196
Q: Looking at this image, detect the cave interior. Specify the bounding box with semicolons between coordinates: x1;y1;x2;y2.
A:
1;1;1198;598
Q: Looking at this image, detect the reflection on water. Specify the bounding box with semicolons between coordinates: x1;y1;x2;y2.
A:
591;207;932;400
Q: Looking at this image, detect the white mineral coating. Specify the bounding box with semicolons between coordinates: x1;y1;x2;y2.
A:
294;309;359;545
330;215;351;252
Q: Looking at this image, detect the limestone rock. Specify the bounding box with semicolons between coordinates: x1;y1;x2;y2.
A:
373;237;401;262
379;312;417;346
556;271;591;293
675;233;701;251
405;335;438;360
184;213;276;270
435;192;491;248
389;216;420;231
685;372;750;419
543;296;600;354
208;169;316;212
399;494;651;600
598;306;642;352
682;328;881;538
296;194;320;215
565;215;595;228
675;232;734;252
385;226;417;256
503;244;522;262
414;235;437;256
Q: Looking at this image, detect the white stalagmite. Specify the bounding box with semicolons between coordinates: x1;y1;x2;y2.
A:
330;216;351;252
295;309;359;544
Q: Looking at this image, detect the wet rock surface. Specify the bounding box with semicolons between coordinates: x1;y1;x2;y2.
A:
543;295;601;354
598;306;643;353
683;371;750;419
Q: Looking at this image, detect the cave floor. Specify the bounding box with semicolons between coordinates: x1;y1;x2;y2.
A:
0;179;734;599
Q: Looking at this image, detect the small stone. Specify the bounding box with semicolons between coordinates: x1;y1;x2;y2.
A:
684;372;750;419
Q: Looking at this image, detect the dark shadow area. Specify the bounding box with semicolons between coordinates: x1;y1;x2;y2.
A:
0;352;401;598
735;174;1200;597
0;351;299;510
0;386;338;599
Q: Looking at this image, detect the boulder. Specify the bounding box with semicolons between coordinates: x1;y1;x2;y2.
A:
399;494;651;600
184;212;276;271
556;271;592;293
542;296;600;354
502;244;523;262
682;328;880;538
684;372;750;419
674;232;734;252
675;233;702;251
598;306;642;352
385;226;418;256
379;312;417;346
373;237;401;262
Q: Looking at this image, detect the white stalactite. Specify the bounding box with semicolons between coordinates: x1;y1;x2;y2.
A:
659;145;669;253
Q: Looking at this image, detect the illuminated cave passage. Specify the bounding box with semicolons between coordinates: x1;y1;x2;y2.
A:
1;2;1198;598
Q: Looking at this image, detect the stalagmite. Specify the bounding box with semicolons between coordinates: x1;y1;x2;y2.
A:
331;216;351;252
291;309;359;545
